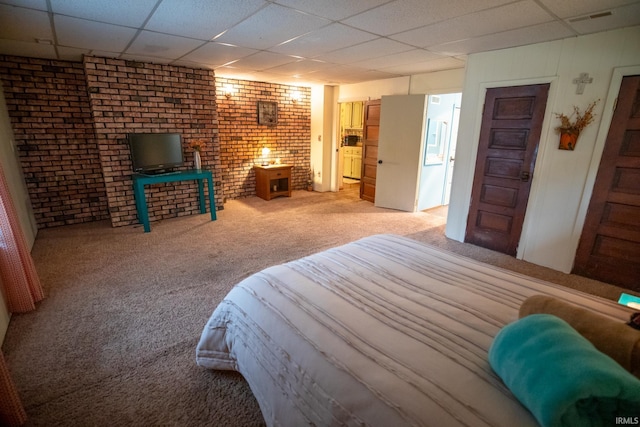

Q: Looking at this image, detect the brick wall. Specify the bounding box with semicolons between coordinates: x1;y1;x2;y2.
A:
83;56;222;228
0;55;109;228
0;55;312;229
216;78;311;201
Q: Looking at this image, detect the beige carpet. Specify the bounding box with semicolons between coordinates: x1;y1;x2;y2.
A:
2;187;635;426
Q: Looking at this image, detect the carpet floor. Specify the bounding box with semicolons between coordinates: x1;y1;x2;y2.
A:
2;187;635;426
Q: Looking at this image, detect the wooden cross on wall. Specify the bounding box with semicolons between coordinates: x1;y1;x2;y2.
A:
572;72;593;94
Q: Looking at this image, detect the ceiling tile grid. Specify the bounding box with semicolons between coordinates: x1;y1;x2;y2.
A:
0;0;638;86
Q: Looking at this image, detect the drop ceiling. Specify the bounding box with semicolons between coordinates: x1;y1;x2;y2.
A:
0;0;638;86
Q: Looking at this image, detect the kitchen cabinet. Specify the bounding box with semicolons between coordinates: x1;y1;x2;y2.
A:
340;102;364;130
351;102;363;128
343;146;362;179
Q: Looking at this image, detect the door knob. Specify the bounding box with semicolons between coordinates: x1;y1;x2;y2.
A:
378;160;383;164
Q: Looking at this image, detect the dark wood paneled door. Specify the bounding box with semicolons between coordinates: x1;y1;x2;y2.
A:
465;84;549;255
573;75;640;291
360;99;380;202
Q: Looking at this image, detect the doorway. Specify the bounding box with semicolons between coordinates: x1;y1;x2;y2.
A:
371;94;462;213
334;94;461;213
337;101;364;193
417;93;462;211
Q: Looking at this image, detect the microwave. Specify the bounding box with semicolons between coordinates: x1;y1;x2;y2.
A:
343;135;360;146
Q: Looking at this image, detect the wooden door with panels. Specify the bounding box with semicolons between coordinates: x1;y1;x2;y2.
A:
360;99;380;202
465;84;549;256
573;75;640;291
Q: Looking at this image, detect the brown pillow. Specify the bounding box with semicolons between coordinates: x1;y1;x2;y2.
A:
519;295;640;379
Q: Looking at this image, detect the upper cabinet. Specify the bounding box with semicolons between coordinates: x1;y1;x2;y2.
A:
351;102;363;129
341;101;364;130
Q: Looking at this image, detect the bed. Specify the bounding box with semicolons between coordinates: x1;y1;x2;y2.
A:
196;234;635;426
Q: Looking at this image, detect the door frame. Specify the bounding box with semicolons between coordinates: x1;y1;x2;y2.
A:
570;65;640;264
449;76;558;259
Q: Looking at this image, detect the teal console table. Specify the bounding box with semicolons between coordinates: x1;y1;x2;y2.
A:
132;169;216;232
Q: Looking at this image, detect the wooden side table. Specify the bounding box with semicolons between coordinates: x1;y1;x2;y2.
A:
254;164;292;201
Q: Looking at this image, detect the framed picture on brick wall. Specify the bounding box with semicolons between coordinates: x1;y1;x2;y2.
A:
257;101;277;125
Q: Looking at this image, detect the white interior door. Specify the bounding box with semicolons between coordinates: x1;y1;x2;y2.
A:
375;95;427;212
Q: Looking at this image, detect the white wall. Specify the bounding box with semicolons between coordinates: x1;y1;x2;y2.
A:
339;76;410;102
339;68;465;102
309;85;339;192
409;69;466;95
445;26;640;273
0;84;38;341
324;86;339;192
310;85;325;190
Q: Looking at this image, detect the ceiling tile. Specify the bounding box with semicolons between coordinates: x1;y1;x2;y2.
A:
215;68;299;84
57;45;91;61
50;0;158;27
54;15;138;52
309;64;401;83
429;21;575;56
215;3;331;50
343;69;404;83
180;42;258;67
0;5;52;42
269;23;379;57
126;31;206;59
566;2;640;34
0;39;57;59
145;0;268;41
343;0;514;36
315;38;415;65
537;0;637;19
224;51;299;71
0;0;638;86
119;53;175;65
379;56;465;74
264;59;334;76
1;0;47;10
355;49;443;70
391;1;555;48
272;0;391;21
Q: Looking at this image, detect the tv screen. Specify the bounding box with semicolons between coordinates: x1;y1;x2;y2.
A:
128;133;183;173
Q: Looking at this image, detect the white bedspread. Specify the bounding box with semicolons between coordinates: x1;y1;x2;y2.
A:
196;234;632;427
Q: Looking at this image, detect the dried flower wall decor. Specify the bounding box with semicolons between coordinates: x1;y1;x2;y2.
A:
554;99;599;150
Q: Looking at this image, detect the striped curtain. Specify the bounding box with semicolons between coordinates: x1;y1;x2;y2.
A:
0;163;44;426
0;166;43;312
0;351;26;426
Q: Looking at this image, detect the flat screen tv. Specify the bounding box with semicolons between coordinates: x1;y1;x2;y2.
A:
128;133;183;174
